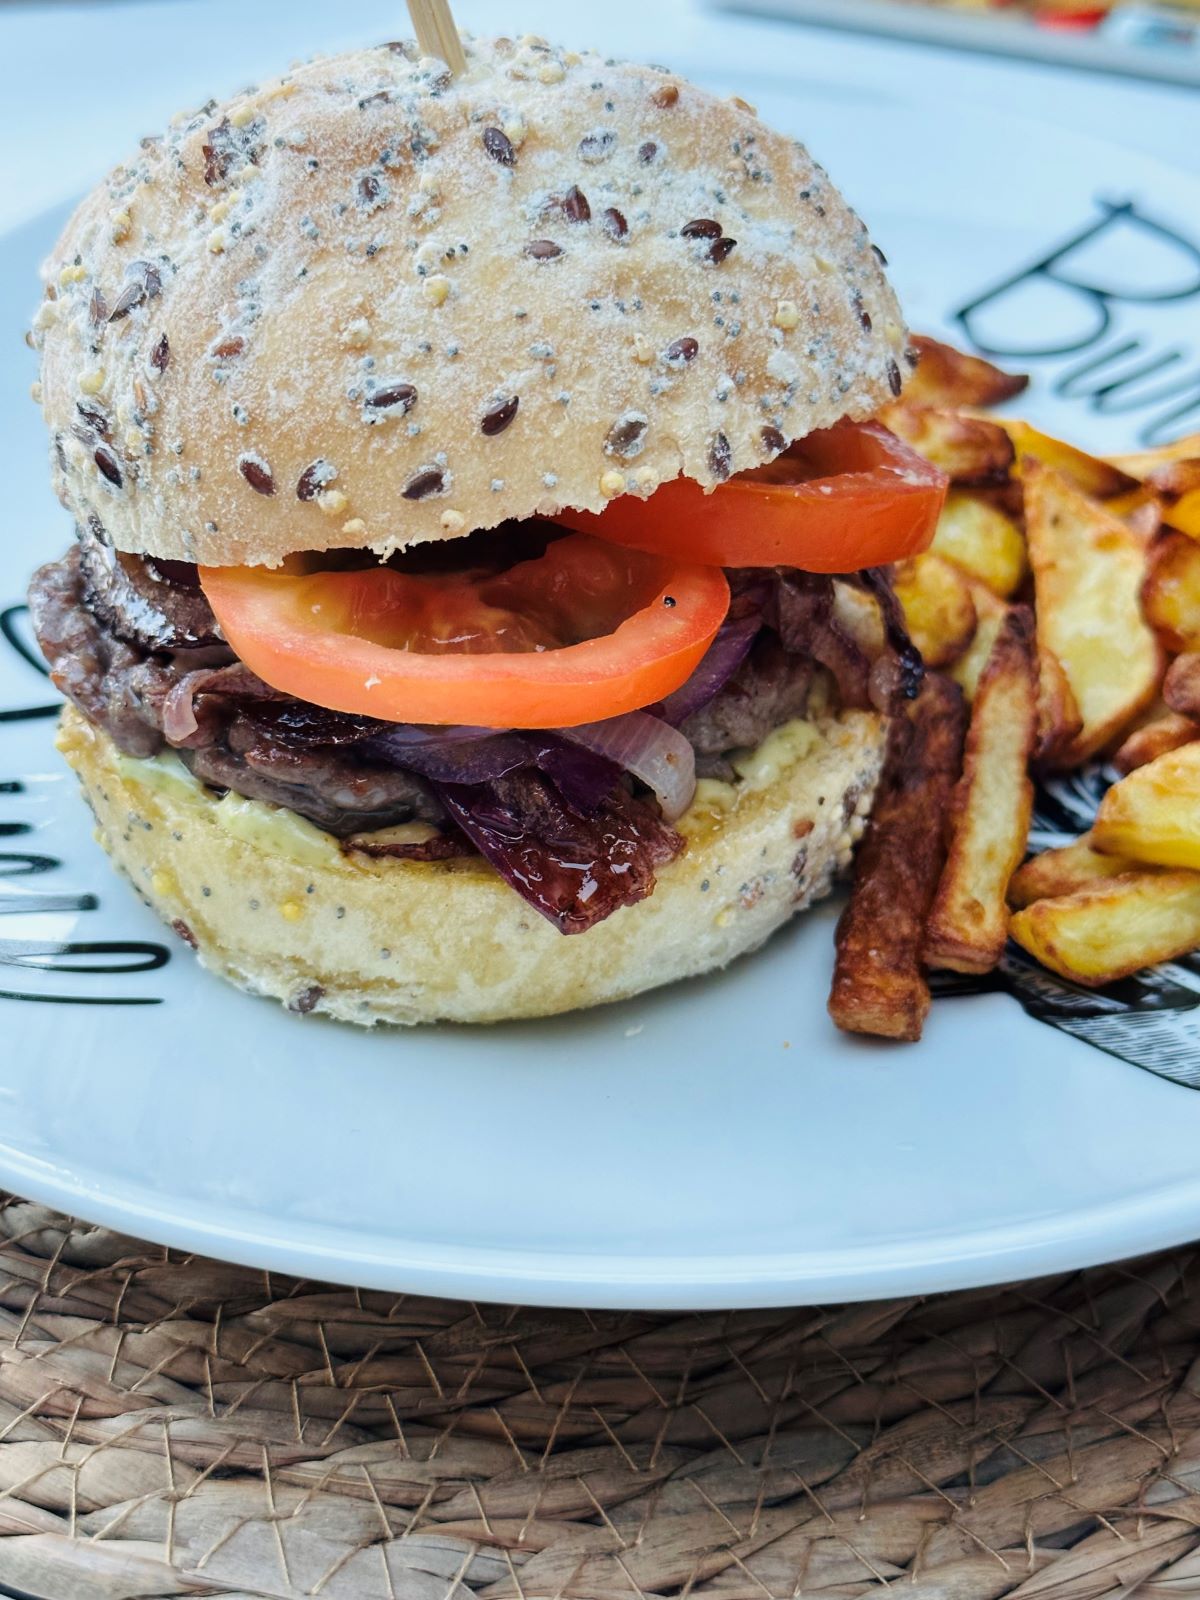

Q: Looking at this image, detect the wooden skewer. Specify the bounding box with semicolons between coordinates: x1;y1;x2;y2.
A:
406;0;467;77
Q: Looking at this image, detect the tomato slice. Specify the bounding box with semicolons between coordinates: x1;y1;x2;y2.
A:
199;533;729;729
555;420;947;572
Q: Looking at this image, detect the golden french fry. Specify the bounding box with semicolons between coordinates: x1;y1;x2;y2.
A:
904;335;1029;409
879;403;1014;486
1009;871;1200;987
1106;436;1200;539
930;491;1027;598
1146;459;1200;499
892;553;978;669
1105;486;1164;529
1124;496;1166;546
1005;420;1136;501
1008;835;1140;910
924;608;1038;973
1024;461;1162;765
949;584;1008;701
829;676;968;1042
1141;531;1200;653
1171;490;1200;541
1113;712;1200;775
1102;486;1166;546
1092;743;1200;871
1108;433;1200;479
1165;653;1200;720
1034;643;1084;767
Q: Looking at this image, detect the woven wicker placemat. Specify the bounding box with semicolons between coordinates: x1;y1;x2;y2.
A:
0;1198;1198;1599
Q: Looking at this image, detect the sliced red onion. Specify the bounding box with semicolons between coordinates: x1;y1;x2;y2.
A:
658;615;760;727
162;670;215;743
375;722;506;745
161;663;284;745
369;728;532;784
557;711;696;821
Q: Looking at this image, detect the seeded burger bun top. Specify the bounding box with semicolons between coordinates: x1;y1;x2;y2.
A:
33;34;909;569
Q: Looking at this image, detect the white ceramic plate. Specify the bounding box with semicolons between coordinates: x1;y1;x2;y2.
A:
3;79;1200;1310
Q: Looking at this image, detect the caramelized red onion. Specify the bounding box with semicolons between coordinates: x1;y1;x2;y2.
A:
659;614;761;726
161;663;285;744
557;711;696;821
162;669;220;743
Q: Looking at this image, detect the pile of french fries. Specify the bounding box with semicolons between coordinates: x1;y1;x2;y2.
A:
829;333;1200;1042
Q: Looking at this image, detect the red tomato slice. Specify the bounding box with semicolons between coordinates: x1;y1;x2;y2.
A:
199;533;729;729
555;420;947;572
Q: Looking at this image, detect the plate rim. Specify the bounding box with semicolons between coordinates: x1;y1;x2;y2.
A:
3;1142;1200;1307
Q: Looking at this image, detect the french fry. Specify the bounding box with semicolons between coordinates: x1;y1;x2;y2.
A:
930;491;1027;598
879;403;1014;485
1009;872;1200;987
892;553;978;668
1145;459;1200;499
1108;433;1200;480
1023;461;1162;765
829;676;967;1042
1092;743;1200;871
904;335;1029;408
1034;642;1084;766
1106;435;1200;539
1165;653;1200;720
1169;490;1200;541
1005;420;1136;501
1008;835;1140;909
949;583;1008;701
924;608;1038;973
1141;531;1200;653
1124;496;1166;546
1105;486;1164;531
1113;712;1200;775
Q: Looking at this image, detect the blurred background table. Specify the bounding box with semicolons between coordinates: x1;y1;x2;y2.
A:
720;0;1200;85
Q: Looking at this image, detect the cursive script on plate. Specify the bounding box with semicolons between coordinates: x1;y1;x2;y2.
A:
1;601;170;1005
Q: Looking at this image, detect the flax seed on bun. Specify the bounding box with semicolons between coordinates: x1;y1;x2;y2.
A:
32;35;908;569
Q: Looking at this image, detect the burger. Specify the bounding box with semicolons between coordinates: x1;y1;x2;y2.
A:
26;34;944;1025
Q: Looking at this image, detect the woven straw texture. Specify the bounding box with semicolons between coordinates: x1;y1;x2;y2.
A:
0;1199;1199;1599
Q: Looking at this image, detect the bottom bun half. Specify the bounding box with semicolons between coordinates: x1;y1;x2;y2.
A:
58;703;886;1027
